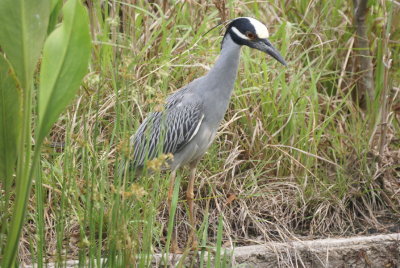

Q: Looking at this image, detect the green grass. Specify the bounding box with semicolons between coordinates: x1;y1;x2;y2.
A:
1;0;399;266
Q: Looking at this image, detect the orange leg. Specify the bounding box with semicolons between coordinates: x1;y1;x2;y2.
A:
167;170;182;253
186;165;198;249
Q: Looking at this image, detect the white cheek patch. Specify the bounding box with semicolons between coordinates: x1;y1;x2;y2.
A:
247;17;269;38
231;26;249;40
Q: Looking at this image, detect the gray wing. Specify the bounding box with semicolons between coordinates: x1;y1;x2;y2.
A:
131;100;204;167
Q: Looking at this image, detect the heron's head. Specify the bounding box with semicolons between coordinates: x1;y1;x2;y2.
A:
224;17;287;66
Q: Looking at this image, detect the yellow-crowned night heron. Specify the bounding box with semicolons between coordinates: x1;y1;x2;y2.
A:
131;17;286;251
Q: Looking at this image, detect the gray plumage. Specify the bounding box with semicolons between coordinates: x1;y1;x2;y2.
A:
131;99;203;167
131;17;286;171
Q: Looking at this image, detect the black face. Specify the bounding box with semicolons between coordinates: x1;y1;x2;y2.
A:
224;18;287;66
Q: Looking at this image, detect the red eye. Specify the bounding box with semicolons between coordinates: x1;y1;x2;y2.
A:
246;31;256;39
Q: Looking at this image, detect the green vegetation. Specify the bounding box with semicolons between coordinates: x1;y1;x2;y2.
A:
0;0;90;266
0;0;399;267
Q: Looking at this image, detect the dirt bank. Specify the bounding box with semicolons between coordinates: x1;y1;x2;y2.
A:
23;233;400;267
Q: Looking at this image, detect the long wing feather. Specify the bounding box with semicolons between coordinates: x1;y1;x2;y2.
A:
131;95;203;168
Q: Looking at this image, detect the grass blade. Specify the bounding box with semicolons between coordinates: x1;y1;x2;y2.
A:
215;215;223;268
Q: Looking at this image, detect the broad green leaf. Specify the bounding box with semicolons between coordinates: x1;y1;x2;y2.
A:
0;55;20;189
38;0;91;145
0;0;50;87
48;0;64;34
51;0;61;11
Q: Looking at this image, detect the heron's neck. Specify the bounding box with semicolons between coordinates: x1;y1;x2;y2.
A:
198;34;241;125
205;34;241;96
